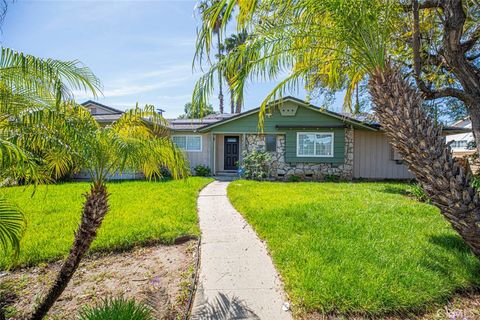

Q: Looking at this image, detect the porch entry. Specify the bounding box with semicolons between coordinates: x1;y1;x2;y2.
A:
224;136;239;170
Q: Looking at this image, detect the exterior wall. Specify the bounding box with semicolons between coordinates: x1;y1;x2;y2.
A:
353;130;414;180
244;128;354;180
173;133;211;172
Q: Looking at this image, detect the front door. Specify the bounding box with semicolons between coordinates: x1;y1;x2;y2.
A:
224;136;239;170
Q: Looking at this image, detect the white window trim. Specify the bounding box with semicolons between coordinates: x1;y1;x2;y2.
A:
296;132;334;158
172;135;203;152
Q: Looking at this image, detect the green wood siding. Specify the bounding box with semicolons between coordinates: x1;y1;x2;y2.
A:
208;103;347;164
209;102;345;133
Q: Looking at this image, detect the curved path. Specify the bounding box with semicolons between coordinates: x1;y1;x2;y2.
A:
191;181;292;320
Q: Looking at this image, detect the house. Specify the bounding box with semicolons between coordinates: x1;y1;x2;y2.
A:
445;117;475;157
83;97;468;181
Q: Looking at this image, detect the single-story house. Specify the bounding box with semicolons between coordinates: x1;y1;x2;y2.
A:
446;117;475;156
82;97;468;181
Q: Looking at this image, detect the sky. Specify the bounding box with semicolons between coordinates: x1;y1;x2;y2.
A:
2;0;344;118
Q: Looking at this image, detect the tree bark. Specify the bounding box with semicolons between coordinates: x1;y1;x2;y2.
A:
410;0;480;155
369;65;480;258
217;31;224;114
235;94;242;114
30;183;109;320
230;88;235;114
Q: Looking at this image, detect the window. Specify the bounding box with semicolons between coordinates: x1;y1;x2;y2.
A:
451;140;468;149
172;135;202;152
296;132;333;157
266;135;277;152
90;107;97;114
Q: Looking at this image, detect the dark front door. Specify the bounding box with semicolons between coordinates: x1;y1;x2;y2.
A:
224;136;239;170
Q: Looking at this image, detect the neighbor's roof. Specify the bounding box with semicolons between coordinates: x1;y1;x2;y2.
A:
167;114;235;131
81;100;124;123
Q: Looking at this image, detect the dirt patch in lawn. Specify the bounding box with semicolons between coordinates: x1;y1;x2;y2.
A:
0;240;198;319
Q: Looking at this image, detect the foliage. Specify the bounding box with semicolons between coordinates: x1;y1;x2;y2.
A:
471;175;480;190
228;181;480;316
407;183;431;203
240;150;271;180
287;175;301;182
193;0;399;123
0;47;102;258
194;164;211;176
0;178;211;269
0;197;24;257
324;174;340;182
178;102;216;119
78;297;154;320
220;30;249;113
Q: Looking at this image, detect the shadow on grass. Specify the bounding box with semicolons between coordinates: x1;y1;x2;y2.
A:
421;234;480;286
380;185;410;196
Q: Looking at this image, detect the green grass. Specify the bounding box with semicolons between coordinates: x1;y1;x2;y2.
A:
0;177;212;269
228;180;480;317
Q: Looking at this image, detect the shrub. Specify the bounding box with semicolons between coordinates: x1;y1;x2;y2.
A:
78;297;154;320
407;183;431;203
288;175;301;182
471;175;480;190
194;164;211;176
324;174;340;182
240;150;271;180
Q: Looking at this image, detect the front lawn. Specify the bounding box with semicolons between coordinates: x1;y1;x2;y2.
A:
0;177;212;269
228;181;480;317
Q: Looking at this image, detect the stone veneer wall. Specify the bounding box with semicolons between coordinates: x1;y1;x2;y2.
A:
244;129;354;180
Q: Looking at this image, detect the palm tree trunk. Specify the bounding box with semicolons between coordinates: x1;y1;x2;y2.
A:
217;32;224;114
230;89;235;114
369;65;480;258
30;182;109;320
235;95;242;114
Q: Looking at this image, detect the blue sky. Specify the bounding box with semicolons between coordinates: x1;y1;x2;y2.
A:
2;0;343;118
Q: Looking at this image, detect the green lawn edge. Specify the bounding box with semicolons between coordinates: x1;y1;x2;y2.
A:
0;177;213;269
227;180;480;317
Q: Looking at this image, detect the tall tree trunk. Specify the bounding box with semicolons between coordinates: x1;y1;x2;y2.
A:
441;0;480;155
369;65;480;258
30;183;109;320
235;94;242;114
217;32;224;114
230;88;235;114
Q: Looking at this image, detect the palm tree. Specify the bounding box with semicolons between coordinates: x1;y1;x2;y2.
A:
193;0;480;258
0;47;102;257
222;31;248;114
196;0;231;114
29;104;188;319
0;47;188;318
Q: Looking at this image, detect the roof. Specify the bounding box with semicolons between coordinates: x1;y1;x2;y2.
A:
196;96;379;132
81;100;124;123
81;100;125;114
451;117;471;128
167;114;235;131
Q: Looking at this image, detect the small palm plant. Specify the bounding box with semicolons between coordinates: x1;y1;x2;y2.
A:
78;297;154;320
0;46;102;258
28;104;188;319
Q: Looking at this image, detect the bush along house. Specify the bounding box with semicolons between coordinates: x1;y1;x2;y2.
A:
83;97;469;181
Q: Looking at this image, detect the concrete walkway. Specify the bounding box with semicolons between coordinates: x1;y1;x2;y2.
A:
191;181;292;320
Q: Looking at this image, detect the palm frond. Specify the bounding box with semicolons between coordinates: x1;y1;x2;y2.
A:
0;197;25;257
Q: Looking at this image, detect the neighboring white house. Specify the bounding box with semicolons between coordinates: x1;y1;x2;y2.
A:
446;118;475;155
